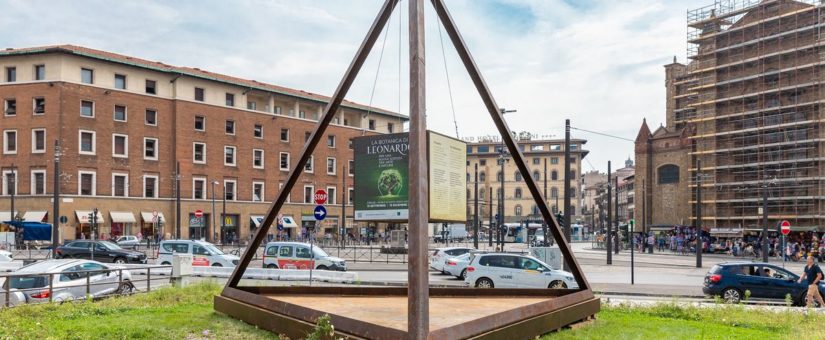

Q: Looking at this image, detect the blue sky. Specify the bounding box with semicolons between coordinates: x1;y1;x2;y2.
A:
0;0;698;171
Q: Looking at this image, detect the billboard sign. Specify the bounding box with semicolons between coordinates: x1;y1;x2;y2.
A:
353;133;409;221
428;131;467;222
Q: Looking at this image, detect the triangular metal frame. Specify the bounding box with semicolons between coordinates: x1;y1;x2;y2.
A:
219;1;597;339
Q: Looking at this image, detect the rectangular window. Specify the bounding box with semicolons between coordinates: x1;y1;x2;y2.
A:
4;99;15;116
224;180;236;201
79;171;95;196
81;68;94;84
225;120;235;135
224;146;236;166
477;146;489;153
194;87;204;101
31;129;45;153
349;160;354;176
5;67;15;82
33;98;45;115
348;138;353;149
114;105;127;121
327;135;335;148
348;188;354;205
303;185;314;204
280;152;290;170
79;130;94;155
304;155;314;173
194;116;205;131
114;74;126;90
31;170;46;195
274;106;282;115
193;143;206;164
252;182;264;202
550;157;559;165
550;144;561;151
145;79;157;94
298;110;306;119
112;174;128;197
144;138;158;160
480;159;486;166
247;101;256;110
253;149;264;169
143;175;158;198
327;187;336;205
34;65;45;80
80;100;94;117
280;128;289;142
112;134;128;158
145;109;157;126
531;145;545;151
305;132;311;142
193;178;206;199
369;119;376;130
388;123;394;133
225;93;235;107
2;170;16;196
253;124;263;138
327;157;336;175
533;158;540;165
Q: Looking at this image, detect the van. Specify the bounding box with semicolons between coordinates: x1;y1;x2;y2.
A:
157;240;239;267
262;242;346;271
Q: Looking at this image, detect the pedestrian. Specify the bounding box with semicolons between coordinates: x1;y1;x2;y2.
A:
798;256;824;308
648;234;655;253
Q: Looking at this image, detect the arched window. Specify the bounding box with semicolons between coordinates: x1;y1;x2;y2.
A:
551;170;558;181
551;187;558;198
533;171;540;181
497;171;503;182
479;172;486;182
514;188;522;199
515;205;523;216
658;164;680;184
514;172;522;182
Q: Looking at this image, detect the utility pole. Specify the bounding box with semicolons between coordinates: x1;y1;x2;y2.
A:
473;163;479;249
342;164;347;248
614;174;619;255
606;161;612;265
488;187;493;247
762;168;769;263
498;149;507;250
563;119;571;243
52;141;61;254
211;181;218;243
222;185;227;245
543;158;549;246
696;159;702;268
175;161;181;239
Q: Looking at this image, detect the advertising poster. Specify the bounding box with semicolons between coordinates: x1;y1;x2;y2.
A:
353;133;410;221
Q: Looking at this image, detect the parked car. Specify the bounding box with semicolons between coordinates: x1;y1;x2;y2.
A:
430;247;472;273
444;252;472;279
157;240;239;267
702;262;825;305
0;250;12;262
115;235;140;249
56;240;147;264
262;242;346;271
1;259;133;304
464;253;578;289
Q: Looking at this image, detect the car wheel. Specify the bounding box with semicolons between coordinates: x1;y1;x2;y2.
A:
116;281;134;295
317;265;329;270
113;257;127;264
212;263;223;267
549;280;567;289
266;264;278;269
459;269;468;280
721;288;741;303
475;278;494;288
160;262;171;266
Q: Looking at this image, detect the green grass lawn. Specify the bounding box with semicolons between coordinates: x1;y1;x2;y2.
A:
1;283;823;339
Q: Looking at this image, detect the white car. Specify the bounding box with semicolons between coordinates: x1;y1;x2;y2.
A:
115;235;140;249
0;250;12;262
443;252;472;279
464;253;578;289
157;240;239;267
429;247;472;273
262;242;346;271
1;259;133;304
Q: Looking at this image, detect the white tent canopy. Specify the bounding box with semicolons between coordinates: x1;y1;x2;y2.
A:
76;210;105;224
110;211;137;223
23;211;47;222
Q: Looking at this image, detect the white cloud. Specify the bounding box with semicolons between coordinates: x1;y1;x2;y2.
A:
0;0;697;170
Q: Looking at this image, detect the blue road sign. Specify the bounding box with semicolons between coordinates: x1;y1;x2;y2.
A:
314;205;327;221
495;213;500;221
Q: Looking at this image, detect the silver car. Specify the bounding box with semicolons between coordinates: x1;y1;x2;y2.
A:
115;235;140;249
444;253;472;279
1;259;134;304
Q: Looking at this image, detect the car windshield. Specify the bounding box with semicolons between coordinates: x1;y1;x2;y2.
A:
8;275;48;289
203;244;224;255
99;241;122;250
313;247;329;257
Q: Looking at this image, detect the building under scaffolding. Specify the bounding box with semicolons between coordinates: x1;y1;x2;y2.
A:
637;0;825;234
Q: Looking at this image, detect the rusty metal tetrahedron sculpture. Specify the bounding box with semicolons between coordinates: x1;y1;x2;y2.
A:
216;1;599;339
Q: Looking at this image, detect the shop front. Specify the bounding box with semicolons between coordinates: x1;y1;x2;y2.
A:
277;215;299;241
301;214;317;241
189;213;210;240
220;214;239;244
75;210;106;240
109;211;137;239
140;211;166;241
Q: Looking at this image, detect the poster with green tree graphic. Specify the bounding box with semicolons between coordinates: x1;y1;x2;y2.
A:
353;133;410;220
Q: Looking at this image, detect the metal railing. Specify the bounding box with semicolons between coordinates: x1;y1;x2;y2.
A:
1;264;171;308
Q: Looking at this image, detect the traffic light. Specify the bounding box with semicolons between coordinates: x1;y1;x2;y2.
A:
555;212;565;229
629;219;635;232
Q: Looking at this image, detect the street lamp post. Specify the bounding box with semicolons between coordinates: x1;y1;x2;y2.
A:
696;159;702;268
473;163;479;249
606;161;612;265
52;140;61;254
222;184;227;245
497;149;508;250
211;180;219;243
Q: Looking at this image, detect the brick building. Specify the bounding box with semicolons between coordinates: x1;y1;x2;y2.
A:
0;45;406;243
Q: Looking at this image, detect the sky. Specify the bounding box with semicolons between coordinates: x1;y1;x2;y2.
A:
0;0;698;172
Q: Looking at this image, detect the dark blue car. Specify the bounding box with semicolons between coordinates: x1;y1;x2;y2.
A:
703;262;825;305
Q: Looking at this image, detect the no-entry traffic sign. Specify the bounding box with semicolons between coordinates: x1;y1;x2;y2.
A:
314;189;328;205
780;220;791;235
194;209;203;218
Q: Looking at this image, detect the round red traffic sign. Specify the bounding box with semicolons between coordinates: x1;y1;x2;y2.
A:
314;189;328;205
194;209;203;218
780;220;791;235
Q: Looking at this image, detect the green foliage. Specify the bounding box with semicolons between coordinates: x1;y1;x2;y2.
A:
743;289;751;301
306;314;334;340
785;293;793;307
